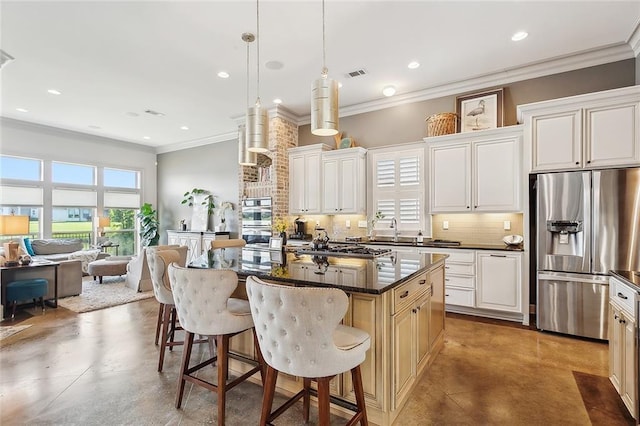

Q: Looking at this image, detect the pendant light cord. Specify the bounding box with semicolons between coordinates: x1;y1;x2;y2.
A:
322;0;327;77
246;40;250;109
256;0;261;106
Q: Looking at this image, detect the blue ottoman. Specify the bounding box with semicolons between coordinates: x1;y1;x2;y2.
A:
5;278;48;319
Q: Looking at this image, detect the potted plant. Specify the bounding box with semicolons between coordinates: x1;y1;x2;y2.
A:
272;217;289;245
137;202;159;247
181;188;215;231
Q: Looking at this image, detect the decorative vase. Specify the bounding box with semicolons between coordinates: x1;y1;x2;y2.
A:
190;193;209;231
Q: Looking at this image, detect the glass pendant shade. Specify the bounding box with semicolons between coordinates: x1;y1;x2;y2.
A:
238;125;257;166
311;75;339;136
246;103;269;152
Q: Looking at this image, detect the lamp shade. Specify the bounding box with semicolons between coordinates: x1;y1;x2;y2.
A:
0;215;29;236
246;104;269;152
311;76;339;136
98;217;111;228
238;125;257;166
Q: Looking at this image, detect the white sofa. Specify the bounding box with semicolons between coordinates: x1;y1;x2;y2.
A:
125;245;188;292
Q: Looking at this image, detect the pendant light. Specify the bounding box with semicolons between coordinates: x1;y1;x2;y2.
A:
246;0;269;152
311;0;339;136
239;33;257;166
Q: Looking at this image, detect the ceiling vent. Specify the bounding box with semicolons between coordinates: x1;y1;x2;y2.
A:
346;69;367;78
0;50;15;70
144;109;165;117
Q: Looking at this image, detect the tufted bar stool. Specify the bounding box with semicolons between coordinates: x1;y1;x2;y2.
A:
246;275;370;426
147;247;204;372
168;264;264;426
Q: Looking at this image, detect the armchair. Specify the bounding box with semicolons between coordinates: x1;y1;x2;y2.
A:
125;245;188;292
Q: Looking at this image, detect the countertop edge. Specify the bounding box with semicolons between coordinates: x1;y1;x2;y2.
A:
610;271;640;293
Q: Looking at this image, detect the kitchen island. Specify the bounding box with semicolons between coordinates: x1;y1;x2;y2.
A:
193;249;447;426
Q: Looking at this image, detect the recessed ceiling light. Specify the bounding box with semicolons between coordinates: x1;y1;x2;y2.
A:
408;61;420;69
47;89;62;95
88;125;101;129
338;82;343;88
265;60;284;70
217;71;230;79
273;98;282;104
16;107;28;113
512;31;528;41
180;126;189;130
125;112;139;117
143;136;151;140
382;85;396;97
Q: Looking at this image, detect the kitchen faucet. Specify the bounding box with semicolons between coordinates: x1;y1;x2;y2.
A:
390;217;399;242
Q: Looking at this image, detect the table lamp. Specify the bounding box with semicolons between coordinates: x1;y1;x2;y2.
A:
98;217;111;237
0;215;30;266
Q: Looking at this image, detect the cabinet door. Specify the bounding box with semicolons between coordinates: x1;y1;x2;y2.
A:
428;265;445;349
609;302;623;393
338;156;359;213
305;152;322;214
430;143;471;212
586;102;640;168
393;306;414;407
622;313;637;415
289;154;306;214
473;137;521;211
476;252;522;313
167;232;179;245
530;109;582;171
415;293;431;373
322;158;340;214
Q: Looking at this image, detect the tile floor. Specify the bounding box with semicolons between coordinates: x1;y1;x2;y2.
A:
0;298;634;425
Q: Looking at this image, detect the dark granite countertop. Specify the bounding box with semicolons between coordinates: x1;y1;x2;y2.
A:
189;249;447;295
327;239;524;252
610;270;640;293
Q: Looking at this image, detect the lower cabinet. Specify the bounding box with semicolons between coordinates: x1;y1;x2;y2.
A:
476;251;522;313
609;276;638;421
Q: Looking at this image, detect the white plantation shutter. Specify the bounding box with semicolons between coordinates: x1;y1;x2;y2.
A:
371;145;425;232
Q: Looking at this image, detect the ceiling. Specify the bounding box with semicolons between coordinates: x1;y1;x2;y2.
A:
1;1;639;152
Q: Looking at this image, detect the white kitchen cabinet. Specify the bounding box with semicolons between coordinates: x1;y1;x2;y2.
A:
427;126;522;213
609;276;638;421
518;85;640;172
322;147;367;214
288;144;332;214
476;251;523;313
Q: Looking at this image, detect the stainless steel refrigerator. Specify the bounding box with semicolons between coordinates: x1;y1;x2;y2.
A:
536;167;640;340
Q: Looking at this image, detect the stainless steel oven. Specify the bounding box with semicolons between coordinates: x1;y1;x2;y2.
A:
241;197;272;247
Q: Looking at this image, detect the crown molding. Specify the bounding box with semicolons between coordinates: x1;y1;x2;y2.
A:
155;131;237;154
298;43;635;124
628;20;640;57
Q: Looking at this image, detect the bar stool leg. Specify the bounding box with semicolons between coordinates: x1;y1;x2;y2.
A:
155;303;164;346
253;329;265;383
169;306;177;349
351;365;368;425
158;303;173;372
216;334;229;426
10;301;17;320
176;332;194;408
317;376;331;426
259;365;278;426
303;377;312;423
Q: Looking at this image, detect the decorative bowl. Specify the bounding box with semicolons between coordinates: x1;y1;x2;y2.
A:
502;235;524;246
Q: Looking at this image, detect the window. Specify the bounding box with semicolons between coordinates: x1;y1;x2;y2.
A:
52;162;95;185
104;168;138;189
370;144;425;233
0;156;42;181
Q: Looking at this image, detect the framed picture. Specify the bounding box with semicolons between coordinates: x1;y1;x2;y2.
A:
269;237;283;250
456;88;504;133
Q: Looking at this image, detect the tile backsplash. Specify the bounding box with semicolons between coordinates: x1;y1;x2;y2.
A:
432;213;524;245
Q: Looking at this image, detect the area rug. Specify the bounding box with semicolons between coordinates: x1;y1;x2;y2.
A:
0;324;32;341
57;277;154;313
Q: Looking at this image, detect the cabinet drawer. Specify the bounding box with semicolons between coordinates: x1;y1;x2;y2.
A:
393;273;429;314
445;263;475;276
611;277;636;316
445;274;475;289
445;287;475;307
445;251;475;263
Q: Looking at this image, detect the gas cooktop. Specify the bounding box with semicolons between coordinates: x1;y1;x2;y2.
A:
297;245;392;259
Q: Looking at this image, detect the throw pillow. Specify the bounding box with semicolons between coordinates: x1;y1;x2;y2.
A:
23;237;36;256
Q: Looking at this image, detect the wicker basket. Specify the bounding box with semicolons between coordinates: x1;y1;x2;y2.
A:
425;112;458;137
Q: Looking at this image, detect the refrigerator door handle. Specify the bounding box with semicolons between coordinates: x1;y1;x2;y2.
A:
538;272;608;284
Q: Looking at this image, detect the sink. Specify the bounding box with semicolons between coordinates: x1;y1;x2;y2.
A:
368;236;416;244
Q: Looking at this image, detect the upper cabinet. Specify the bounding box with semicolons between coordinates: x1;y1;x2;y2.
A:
426;126;522;213
518;85;640;172
288;144;332;214
322;147;367;214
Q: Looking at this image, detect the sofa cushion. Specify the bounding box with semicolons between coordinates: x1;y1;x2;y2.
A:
31;239;84;255
23;237;36;256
